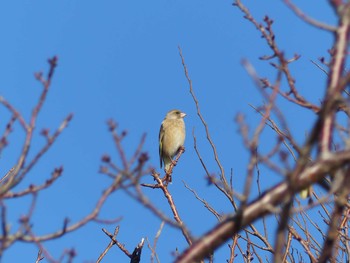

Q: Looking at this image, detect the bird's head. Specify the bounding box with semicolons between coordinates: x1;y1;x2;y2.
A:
166;109;186;120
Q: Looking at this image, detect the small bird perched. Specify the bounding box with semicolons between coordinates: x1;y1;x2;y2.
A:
159;109;186;176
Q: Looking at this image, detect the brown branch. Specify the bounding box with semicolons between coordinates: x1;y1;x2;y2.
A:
319;4;350;155
18;113;73;181
0;97;28;131
129;133;147;167
148;221;164;263
249;104;299;161
234;0;320;114
192;128;237;205
288;226;317;263
178;47;225;179
0;167;17;186
310;59;329;75
182;181;221;221
318;167;350;262
0;56;60;195
97;226;121;262
142;169;193;245
107;119;129;170
4;167;63;198
241;59;281;209
178;46;234;206
284;0;337;31
227;236;238;263
35;250;44;263
175;150;350;262
0;115;16;154
274;199;293;262
141;146;185;187
17;173;122;243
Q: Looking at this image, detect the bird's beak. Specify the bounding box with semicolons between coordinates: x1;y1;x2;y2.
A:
180;112;187;118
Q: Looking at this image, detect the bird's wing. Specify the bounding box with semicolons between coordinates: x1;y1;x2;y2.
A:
159;122;165;168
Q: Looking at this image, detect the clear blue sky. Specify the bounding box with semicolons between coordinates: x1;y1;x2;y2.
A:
0;1;336;262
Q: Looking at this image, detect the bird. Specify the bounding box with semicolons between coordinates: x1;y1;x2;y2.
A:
300;187;311;199
159;109;186;177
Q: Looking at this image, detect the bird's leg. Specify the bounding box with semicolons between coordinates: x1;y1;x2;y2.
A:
178;145;185;153
163;167;173;184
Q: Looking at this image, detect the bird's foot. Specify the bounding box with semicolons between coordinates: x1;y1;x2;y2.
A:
162;173;172;185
